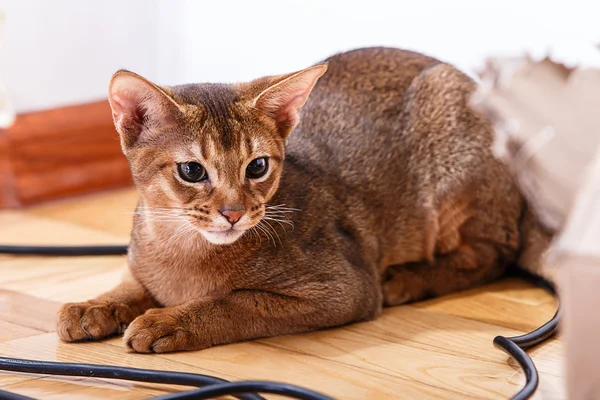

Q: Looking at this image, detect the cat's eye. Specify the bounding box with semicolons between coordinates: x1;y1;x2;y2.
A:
246;157;269;179
177;162;208;183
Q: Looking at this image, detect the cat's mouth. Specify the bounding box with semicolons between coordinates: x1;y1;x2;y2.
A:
200;227;246;245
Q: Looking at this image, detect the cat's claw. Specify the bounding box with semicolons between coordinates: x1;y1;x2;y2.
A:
124;309;198;353
56;301;134;342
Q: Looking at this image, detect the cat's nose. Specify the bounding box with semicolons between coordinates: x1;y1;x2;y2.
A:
219;208;245;224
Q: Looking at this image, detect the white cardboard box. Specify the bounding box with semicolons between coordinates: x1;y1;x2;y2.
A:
473;45;600;399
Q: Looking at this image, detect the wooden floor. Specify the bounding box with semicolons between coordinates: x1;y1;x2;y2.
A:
0;188;564;399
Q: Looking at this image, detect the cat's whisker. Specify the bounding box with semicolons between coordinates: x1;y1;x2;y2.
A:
132;210;187;217
131;210;186;217
264;211;296;220
247;226;261;245
263;211;294;226
263;216;294;225
131;221;146;231
130;211;184;216
182;222;196;245
266;208;298;213
172;225;190;247
135;218;187;223
132;213;184;217
253;226;262;244
254;228;262;245
256;223;273;246
263;212;292;221
265;209;298;215
134;206;183;210
131;218;184;231
264;209;293;216
253;224;267;245
135;218;185;223
168;220;192;247
131;211;186;217
185;222;205;250
262;220;283;246
131;211;183;215
263;211;294;219
266;203;299;209
262;217;293;233
256;222;276;247
265;204;301;212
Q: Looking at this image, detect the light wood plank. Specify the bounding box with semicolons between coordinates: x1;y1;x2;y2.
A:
483;277;555;306
28;188;138;237
0;212;129;245
414;281;558;332
0;333;238;397
0;320;44;342
0;290;60;332
0;374;41;388
0;188;566;400
2;376;160;400
0;256;126;302
263;321;523;398
153;340;476;400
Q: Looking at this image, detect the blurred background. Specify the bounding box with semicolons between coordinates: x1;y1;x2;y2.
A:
1;0;599;114
0;0;599;208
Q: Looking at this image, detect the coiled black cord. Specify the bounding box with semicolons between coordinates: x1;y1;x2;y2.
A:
0;245;559;400
494;267;560;400
0;357;261;400
0;357;334;400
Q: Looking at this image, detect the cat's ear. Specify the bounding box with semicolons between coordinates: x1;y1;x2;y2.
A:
252;64;327;138
108;70;182;150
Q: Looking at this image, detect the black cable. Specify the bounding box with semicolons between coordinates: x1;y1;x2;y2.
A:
0;245;128;256
0;356;335;400
0;357;264;400
493;266;561;400
494;338;538;399
0;245;559;400
0;389;36;400
153;382;335;400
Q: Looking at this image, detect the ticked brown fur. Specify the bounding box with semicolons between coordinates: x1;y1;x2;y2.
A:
56;47;551;353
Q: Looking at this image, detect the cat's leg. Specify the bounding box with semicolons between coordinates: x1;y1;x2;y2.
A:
123;277;379;353
383;240;508;306
56;272;157;342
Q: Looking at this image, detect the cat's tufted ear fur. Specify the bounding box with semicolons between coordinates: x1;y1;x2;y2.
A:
108;70;183;150
252;64;327;138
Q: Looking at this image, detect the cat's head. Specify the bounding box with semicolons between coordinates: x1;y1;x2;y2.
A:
108;64;327;245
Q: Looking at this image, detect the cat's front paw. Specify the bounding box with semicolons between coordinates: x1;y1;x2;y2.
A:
383;279;412;306
383;261;435;306
124;308;201;353
56;301;135;342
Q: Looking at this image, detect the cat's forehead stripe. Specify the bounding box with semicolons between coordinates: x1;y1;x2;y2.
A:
244;137;253;157
172;83;239;150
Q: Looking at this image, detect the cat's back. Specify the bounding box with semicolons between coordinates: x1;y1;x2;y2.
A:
297;48;439;133
311;46;440;104
281;47;521;268
289;47;441;172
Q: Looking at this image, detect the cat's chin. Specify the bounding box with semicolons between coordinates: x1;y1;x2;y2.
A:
200;229;245;245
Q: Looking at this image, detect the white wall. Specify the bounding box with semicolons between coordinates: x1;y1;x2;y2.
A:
1;0;599;113
0;0;159;113
155;0;600;86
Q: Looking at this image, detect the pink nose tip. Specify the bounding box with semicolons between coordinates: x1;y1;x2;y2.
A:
220;209;245;224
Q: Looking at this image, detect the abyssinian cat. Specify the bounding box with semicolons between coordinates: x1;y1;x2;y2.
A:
56;47;551;353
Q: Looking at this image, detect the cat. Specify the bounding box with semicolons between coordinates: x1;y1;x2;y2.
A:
56;47;551;353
